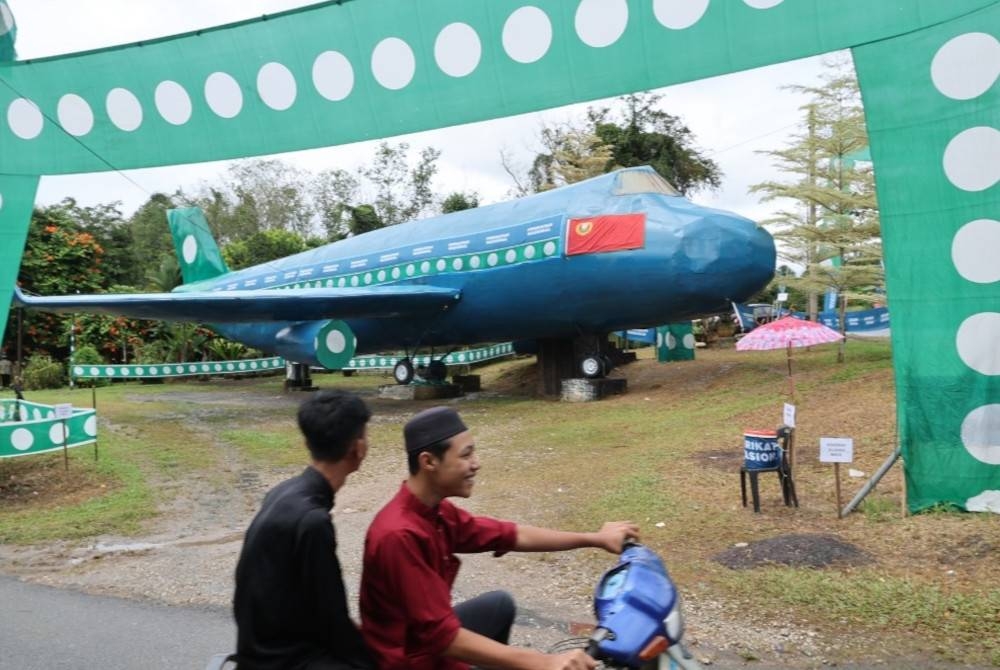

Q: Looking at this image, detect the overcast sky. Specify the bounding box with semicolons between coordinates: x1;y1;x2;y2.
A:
11;0;831;223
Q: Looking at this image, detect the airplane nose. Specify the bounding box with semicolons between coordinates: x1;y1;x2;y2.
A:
676;211;776;305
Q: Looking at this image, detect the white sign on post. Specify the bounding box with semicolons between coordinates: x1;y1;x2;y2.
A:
777;292;789;303
783;403;796;428
54;403;73;420
820;437;854;463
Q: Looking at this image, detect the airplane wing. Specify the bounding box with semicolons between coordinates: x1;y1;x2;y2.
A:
13;285;462;323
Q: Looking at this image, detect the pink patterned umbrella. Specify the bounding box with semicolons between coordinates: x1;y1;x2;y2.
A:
736;315;844;351
736;315;844;397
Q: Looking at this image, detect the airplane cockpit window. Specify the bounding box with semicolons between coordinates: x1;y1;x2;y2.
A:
615;170;681;196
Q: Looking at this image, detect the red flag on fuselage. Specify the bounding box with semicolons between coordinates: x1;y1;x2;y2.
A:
566;213;646;256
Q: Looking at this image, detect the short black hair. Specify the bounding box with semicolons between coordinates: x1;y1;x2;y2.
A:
297;390;371;462
407;438;451;475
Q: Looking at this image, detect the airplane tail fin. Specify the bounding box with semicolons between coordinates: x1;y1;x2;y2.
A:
167;208;230;285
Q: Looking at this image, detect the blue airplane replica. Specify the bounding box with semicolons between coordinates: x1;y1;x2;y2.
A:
16;167;775;383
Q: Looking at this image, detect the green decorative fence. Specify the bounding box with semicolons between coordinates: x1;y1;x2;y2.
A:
0;399;97;459
69;344;516;379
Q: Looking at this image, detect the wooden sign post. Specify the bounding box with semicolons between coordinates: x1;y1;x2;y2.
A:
820;437;854;518
54;403;73;471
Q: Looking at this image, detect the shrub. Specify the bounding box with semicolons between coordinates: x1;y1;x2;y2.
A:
22;355;65;390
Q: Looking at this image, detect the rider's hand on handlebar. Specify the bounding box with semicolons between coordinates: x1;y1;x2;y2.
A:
594;521;641;553
545;649;596;670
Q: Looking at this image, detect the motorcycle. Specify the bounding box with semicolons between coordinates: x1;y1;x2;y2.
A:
562;541;702;669
208;542;700;670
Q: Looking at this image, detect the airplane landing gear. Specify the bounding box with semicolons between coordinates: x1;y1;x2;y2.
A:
580;354;610;379
425;359;448;382
393;358;414;385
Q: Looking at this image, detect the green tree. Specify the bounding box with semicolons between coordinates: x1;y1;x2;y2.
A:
313;168;360;240
348;204;384;237
440;191;480;214
751;56;881;360
361;142;441;226
516;92;721;194
128;192;179;273
222;229;310;270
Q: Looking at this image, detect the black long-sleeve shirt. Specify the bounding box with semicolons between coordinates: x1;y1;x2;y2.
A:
234;467;372;670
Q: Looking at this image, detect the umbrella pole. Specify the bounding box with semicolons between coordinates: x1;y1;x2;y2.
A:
787;343;795;399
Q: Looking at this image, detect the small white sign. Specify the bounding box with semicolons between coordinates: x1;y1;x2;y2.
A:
783;403;796;428
777;292;789;302
54;403;73;420
820;437;854;463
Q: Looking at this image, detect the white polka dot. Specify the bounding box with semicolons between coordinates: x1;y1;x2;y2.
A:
188;365;197;372
106;88;143;131
435;23;482;77
49;423;67;445
350;276;359;286
966;489;1000;512
743;0;784;8
683;333;696;349
338;277;347;287
421;261;431;273
667;333;677;349
956;312;1000;375
943;126;1000;192
931;32;1000;101
391;268;401;279
0;4;13;36
361;272;371;285
155;81;193;125
150;367;159;375
7;98;43;139
182;235;198;264
57;94;94;137
575;0;628;48
436;259;447;272
653;0;709;30
503;6;553;64
453;258;464;271
543;241;557;256
372;38;416;90
313;51;354;101
32;409;41;421
953;219;1000;283
255;62;296;111
0;193;4;210
214;363;223;372
205;71;243;118
470;256;481;269
238;362;247;370
961;404;1000;465
11;428;33;452
377;270;387;282
488;253;499;266
250;361;259;370
84;415;98;437
657;332;664;347
327;330;347;354
73;366;83;376
105;367;116;376
505;249;517;263
135;367;145;376
525;245;537;259
406;264;416;276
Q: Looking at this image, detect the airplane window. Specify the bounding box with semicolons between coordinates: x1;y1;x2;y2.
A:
615;170;680;196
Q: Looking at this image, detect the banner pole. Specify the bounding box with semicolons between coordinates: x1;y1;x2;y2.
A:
835;462;843;518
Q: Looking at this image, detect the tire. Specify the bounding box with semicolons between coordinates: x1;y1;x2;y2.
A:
580;355;606;379
393;358;414;385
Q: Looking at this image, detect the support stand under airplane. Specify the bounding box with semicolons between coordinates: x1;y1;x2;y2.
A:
16;167;775;385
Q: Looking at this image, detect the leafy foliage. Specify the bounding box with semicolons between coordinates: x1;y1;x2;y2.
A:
22;354;65;390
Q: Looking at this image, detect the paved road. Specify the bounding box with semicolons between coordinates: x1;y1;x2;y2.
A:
0;576;234;670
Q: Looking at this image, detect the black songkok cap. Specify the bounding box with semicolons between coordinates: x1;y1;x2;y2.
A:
404;406;468;454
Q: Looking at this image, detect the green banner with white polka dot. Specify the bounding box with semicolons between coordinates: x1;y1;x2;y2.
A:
853;4;1000;512
0;400;97;459
69;344;514;379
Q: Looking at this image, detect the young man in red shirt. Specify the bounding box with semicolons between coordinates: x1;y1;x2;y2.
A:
361;406;639;670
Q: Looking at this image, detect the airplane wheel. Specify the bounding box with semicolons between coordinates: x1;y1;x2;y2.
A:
393;358;414;385
426;359;448;382
580;355;606;379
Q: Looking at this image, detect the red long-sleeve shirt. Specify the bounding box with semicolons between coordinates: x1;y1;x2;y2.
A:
361;482;517;670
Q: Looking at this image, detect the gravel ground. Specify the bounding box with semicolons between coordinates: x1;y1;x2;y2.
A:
0;386;985;669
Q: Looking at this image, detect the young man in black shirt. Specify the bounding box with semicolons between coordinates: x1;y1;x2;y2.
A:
234;390;374;670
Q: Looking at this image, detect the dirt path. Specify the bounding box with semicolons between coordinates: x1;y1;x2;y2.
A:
0;379;987;669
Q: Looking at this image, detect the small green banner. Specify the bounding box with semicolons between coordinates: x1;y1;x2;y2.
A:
1;400;97;459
